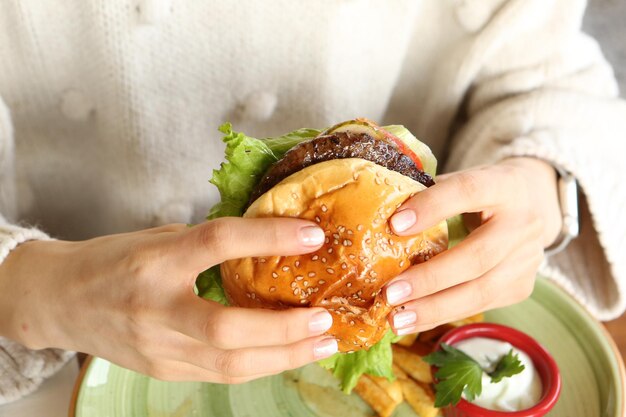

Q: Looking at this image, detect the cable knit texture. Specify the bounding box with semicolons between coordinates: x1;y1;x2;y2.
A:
0;0;625;404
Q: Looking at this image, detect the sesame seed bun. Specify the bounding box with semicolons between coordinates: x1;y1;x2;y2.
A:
221;158;448;352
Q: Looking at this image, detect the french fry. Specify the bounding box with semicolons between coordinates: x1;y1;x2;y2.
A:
354;375;402;417
396;332;419;347
369;374;404;406
392;345;433;384
400;378;438;417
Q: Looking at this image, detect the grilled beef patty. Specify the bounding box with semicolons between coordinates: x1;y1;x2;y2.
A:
249;131;434;205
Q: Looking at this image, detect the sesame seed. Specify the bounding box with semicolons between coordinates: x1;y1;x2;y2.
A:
322;257;327;263
357;224;363;231
251;293;256;299
370;271;378;278
303;281;309;287
308;272;316;277
315;216;321;223
338;226;346;233
235;273;240;280
312;255;319;261
365;278;371;283
300;299;307;304
347;230;353;235
341;262;347;269
399;260;405;268
321;204;328;212
325;237;330;244
349;254;356;259
269;286;276;292
291;282;297;288
366;263;372;269
353;173;359;180
246;293;251;298
318;280;326;284
347;282;352;287
272;272;278;279
327;248;333;254
294;288;300;295
282;266;290;272
296;275;304;281
350;320;355;325
384;178;391;185
359;255;366;261
295;261;300;267
375;178;382;185
405;248;410;254
359;329;365;333
389;239;394;246
333;233;340;239
326;268;335;274
259;258;267;263
365;238;371;244
292;192;299;199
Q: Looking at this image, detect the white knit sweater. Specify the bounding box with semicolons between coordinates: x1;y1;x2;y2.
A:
1;0;625;404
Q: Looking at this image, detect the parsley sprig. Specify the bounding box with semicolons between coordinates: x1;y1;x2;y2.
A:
423;343;525;408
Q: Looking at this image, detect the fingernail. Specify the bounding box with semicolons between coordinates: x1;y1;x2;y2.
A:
385;280;412;305
390;210;416;233
300;226;325;246
309;311;333;334
314;338;338;359
395;325;418;336
393;310;417;329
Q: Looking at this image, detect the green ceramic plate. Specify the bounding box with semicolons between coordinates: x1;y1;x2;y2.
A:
71;279;625;417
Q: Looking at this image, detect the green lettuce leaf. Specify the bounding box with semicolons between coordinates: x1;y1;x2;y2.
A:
206;123;278;220
383;124;437;177
198;124;320;302
318;330;400;394
196;266;229;305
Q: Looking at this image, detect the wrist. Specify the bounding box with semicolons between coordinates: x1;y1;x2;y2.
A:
0;240;73;349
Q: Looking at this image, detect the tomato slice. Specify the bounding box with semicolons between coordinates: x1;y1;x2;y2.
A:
322;118;424;171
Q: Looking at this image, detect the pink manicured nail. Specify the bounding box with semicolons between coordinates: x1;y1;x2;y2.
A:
395;325;418;336
393;310;417;329
314;338;338;359
300;226;325;246
309;311;333;334
385;280;412;305
390;210;416;233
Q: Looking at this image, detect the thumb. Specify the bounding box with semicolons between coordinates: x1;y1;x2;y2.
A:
176;217;325;272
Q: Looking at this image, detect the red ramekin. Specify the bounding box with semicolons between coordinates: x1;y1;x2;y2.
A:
433;323;561;417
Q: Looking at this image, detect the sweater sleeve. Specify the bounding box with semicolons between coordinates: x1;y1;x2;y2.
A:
0;97;75;405
443;0;626;320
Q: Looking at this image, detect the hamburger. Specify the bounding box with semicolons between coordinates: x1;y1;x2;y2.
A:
208;119;448;353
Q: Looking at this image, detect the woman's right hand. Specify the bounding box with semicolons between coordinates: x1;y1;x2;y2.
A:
0;218;337;383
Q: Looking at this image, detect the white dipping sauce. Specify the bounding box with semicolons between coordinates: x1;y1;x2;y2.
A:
454;337;542;411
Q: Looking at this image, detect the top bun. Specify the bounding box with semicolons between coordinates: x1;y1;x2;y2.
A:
221;158;448;352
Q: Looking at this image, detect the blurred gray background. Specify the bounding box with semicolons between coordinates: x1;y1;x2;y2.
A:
585;0;626;94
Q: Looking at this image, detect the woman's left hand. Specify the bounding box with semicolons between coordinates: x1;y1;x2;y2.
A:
384;157;563;335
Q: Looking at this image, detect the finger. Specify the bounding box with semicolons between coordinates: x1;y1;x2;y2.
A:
132;330;336;380
197;335;338;378
171;297;333;349
177;217;325;271
384;215;519;305
388;248;541;335
390;167;516;236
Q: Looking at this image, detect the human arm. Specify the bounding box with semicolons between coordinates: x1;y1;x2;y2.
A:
384;0;626;332
0;217;337;386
